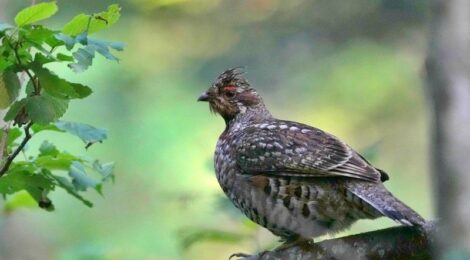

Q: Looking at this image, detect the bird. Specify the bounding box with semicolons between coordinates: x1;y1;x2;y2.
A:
197;68;425;256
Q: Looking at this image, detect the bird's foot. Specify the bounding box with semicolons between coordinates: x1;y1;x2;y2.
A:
229;251;269;260
229;252;251;260
274;237;314;252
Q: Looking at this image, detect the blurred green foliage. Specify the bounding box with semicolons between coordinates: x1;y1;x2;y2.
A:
0;0;431;259
0;2;123;212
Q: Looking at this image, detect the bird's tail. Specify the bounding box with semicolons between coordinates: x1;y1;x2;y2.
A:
347;182;426;226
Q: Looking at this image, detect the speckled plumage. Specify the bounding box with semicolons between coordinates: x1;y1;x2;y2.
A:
199;68;425;242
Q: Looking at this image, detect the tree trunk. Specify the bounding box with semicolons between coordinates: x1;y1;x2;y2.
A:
426;0;470;258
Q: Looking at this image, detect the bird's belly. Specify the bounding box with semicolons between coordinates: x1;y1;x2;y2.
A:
222;175;368;239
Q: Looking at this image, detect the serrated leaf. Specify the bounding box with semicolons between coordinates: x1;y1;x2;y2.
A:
33;52;55;64
93;160;114;182
56;53;74;62
26;26;56;43
35;153;79;170
108;41;125;51
76;31;88;45
39;140;59;156
0;167;53;196
0;71;21;108
25;95;69;124
95;44;118;61
15;2;58;26
31;123;62;133
33;66;92;99
55;121;107;146
71;83;92;98
62;4;121;36
69;161;98;191
4;98;27;121
87;39;124;62
46;173;93;207
69;46;95;73
62;14;89;36
54;33;76;50
88;38;125;50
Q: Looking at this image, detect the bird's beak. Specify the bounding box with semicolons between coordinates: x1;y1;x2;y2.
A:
197;91;210;102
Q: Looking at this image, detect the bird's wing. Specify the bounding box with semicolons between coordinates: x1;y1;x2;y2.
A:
236;121;382;182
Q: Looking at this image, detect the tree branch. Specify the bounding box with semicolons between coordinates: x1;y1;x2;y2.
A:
243;223;435;260
0;122;33;177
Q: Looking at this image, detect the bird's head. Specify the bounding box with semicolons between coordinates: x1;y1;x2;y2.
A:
198;68;264;122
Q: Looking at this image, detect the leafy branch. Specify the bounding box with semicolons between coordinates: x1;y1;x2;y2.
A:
0;122;32;177
0;2;122;211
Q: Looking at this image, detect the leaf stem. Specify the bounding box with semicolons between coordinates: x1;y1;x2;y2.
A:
10;41;41;95
0;122;33;177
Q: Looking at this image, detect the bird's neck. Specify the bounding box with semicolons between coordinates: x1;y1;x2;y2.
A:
225;103;272;129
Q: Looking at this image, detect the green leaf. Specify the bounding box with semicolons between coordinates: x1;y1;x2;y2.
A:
35;153;79;170
7;128;21;146
25;95;69;124
55;121;107;146
88;39;121;61
0;127;21;149
25;26;56;43
62;4;121;36
0;167;53;197
25;80;35;96
72;83;92;98
33;52;55;64
93;160;114;182
0;71;21;108
54;33;76;50
62;14;89;36
14;2;58;26
33;66;92;99
4;98;27;121
39;140;59;156
56;53;74;62
0;59;14;72
0;43;15;71
76;31;88;45
69;46;95;73
46;172;93;207
31;123;62;133
108;41;125;51
69;161;98;191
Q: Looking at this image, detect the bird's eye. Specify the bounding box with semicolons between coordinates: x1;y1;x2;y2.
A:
225;91;235;98
223;85;237;98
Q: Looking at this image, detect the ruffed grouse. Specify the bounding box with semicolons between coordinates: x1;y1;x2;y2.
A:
198;68;425;251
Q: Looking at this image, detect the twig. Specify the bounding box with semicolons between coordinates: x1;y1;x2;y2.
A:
0;122;33;177
10;42;40;95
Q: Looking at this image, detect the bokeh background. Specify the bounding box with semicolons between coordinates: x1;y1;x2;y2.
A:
0;0;432;259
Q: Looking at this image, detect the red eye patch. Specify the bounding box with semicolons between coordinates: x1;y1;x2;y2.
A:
223;85;237;92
